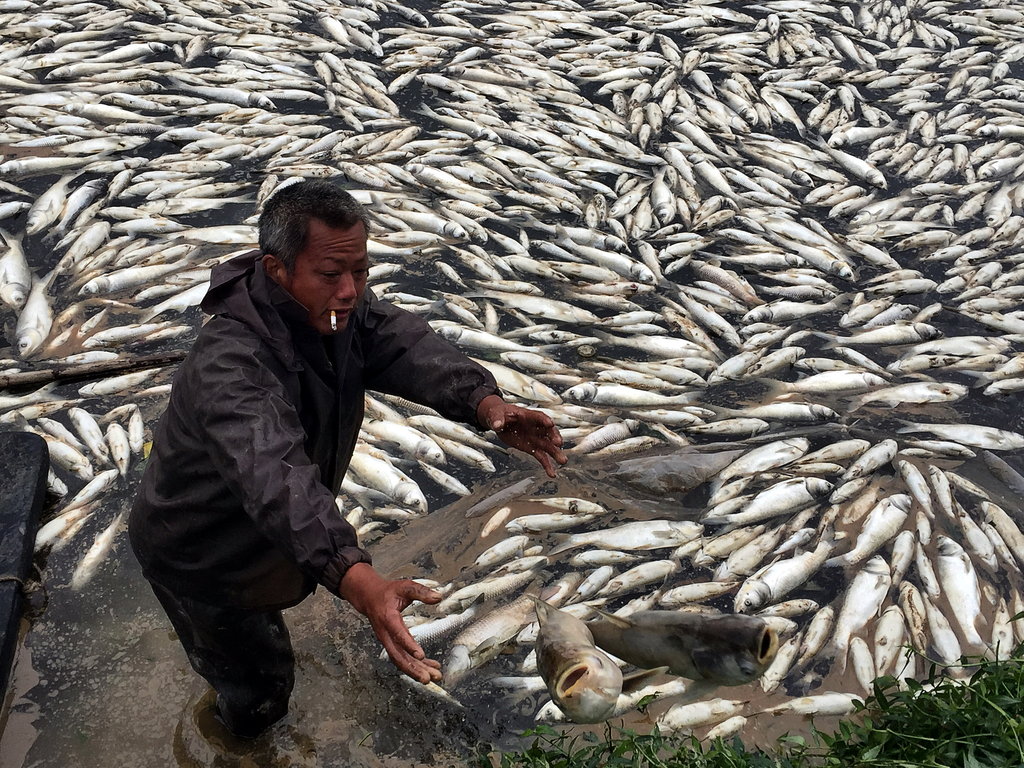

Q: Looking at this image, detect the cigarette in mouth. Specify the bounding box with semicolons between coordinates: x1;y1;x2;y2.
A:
330;311;337;331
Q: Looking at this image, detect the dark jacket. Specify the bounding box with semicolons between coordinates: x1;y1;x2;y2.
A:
129;250;498;610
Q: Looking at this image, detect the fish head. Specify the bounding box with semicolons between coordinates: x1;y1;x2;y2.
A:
17;328;44;358
684;615;778;685
80;280;104;296
941;384;966;398
443;645;472;688
936;535;957;556
734;581;771;613
743;306;770;323
434;325;461;342
395;482;427;514
415;443;446;464
0;285;27;311
790;170;813;187
628;262;654;284
890;494;913;512
550;648;623;724
811;405;837;419
564;383;597;403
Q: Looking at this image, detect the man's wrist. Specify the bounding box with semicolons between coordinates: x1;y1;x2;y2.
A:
338;562;379;613
476;394;505;430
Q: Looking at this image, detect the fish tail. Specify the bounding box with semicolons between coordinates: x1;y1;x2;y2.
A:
756;379;791;400
834;645;848;674
956;370;992;387
814;331;840;349
546;533;579;557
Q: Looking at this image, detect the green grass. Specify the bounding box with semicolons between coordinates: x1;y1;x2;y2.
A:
479;648;1024;768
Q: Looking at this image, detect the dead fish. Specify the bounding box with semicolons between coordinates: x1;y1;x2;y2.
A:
532;597;623;724
587;609;778;686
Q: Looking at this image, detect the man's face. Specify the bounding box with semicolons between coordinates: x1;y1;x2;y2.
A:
263;218;369;335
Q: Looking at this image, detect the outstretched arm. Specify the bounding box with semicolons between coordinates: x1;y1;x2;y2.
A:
361;292;498;425
476;394;568;478
338;563;443;683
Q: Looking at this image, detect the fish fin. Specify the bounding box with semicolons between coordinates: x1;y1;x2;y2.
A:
528;593;563;626
588;606;633;628
621;666;669;694
418;681;466;710
689;647;720;676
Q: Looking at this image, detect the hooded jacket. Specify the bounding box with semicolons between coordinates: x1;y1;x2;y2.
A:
129;250;498;610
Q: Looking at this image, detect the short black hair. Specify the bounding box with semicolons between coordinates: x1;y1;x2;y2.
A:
258;180;370;271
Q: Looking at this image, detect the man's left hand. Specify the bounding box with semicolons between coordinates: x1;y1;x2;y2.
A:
477;395;568;478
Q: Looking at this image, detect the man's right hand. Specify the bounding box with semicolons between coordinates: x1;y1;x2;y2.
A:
338;562;443;684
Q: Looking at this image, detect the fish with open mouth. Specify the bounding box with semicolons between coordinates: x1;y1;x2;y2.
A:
532;596;623;723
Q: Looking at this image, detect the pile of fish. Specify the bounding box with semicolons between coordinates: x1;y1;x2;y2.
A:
3;0;1024;738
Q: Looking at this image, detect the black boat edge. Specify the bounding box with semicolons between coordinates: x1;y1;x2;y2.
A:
0;431;49;708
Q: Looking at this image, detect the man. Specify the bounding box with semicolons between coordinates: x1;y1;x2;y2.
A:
129;180;567;739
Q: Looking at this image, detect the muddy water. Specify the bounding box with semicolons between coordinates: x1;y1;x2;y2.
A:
0;543;483;768
0;473;482;768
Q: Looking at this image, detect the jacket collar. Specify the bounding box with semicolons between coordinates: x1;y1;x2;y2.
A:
201;250;304;372
202;249;362;374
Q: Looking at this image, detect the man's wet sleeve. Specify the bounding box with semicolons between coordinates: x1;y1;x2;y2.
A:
191;341;371;593
360;292;500;425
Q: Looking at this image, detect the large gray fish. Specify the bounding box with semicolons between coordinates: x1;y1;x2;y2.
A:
532;597;623;723
587;609;777;686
